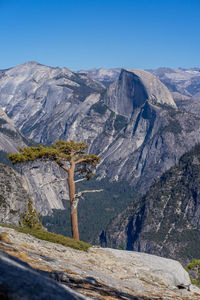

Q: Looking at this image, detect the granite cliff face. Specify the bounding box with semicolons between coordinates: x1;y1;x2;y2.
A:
0;164;30;225
95;69;200;193
0;108;28;153
105;144;200;264
18;161;68;215
0;61;105;143
104;69;176;118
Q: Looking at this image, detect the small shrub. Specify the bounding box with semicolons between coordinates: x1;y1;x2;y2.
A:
186;259;200;287
186;259;200;271
20;200;42;230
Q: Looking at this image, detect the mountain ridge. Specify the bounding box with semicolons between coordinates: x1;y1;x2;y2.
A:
104;143;200;264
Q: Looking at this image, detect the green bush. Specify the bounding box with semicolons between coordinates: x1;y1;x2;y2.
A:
20;200;42;230
186;259;200;287
186;259;200;271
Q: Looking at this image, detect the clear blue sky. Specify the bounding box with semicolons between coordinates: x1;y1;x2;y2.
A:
0;0;199;70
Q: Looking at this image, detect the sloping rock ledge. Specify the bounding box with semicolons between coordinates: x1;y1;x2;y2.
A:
0;226;200;300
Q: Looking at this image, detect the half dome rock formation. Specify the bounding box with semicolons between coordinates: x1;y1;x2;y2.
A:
130;69;177;108
104;69;176;118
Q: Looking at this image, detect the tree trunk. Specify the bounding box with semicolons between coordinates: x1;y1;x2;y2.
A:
67;163;79;240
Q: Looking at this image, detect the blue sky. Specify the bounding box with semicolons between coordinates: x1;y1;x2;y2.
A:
0;0;199;70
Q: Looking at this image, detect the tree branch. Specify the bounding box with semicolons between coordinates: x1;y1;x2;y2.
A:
75;189;103;198
75;178;87;183
60;165;69;172
71;189;103;213
75;158;88;165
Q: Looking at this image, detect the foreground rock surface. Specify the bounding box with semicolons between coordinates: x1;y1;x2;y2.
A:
0;226;200;299
0;251;88;300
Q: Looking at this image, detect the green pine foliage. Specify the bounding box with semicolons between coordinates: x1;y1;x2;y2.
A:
8;140;99;182
8;140;99;166
20;200;42;230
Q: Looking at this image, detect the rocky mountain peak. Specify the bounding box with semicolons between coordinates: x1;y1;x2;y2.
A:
128;69;177;108
104;69;176;118
22;61;41;66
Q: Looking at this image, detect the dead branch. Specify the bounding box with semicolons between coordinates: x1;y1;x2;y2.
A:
75;178;87;183
72;189;103;212
75;189;103;198
40;177;88;187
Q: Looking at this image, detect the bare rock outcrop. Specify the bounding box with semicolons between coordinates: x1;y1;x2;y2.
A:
0;225;200;299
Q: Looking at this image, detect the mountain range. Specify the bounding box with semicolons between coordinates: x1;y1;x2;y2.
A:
1;62;200;194
1;62;200;262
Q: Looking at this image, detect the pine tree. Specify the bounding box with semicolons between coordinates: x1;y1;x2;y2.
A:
8;140;99;240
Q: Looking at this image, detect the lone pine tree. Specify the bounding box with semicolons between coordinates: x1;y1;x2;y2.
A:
8;140;100;240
